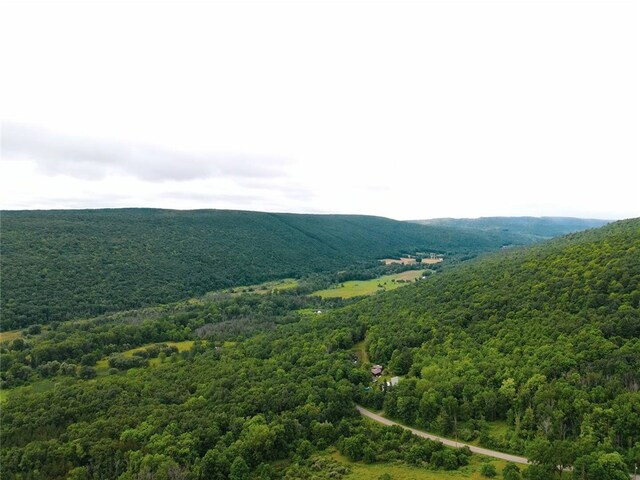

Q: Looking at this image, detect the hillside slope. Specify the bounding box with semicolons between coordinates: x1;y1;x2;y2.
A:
2;208;530;328
1;218;637;479
350;218;639;472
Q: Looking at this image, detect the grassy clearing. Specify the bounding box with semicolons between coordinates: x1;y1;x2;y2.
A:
322;450;508;480
0;330;22;343
0;379;58;404
149;340;196;366
464;420;511;448
487;421;510;440
204;278;299;298
121;340;196;358
352;340;370;364
95;340;198;374
312;270;424;298
95;357;110;373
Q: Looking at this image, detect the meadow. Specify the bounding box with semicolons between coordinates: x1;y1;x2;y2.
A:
312;270;425;298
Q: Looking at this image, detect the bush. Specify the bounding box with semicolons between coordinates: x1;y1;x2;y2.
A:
480;462;497;477
502;463;521;480
78;366;97;379
27;324;41;335
108;354;148;370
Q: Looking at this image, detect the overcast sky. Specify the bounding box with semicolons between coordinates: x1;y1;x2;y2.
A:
1;0;638;220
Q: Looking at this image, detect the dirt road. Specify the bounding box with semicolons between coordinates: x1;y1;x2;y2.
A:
356;405;530;465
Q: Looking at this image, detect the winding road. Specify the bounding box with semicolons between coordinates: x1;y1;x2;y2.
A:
357;405;640;479
356;405;530;465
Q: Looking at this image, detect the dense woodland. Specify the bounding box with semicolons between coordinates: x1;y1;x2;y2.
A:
0;216;638;479
355;218;639;478
1;209;554;329
0;290;474;479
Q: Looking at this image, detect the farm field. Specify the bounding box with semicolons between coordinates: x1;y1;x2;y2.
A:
312;270;425;298
381;257;443;265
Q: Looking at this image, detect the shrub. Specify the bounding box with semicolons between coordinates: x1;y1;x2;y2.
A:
480;462;497;477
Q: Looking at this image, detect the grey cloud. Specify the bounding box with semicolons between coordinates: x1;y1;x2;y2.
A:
1;122;289;182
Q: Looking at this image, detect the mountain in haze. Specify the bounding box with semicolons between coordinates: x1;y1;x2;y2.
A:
410;216;610;241
1;208;547;329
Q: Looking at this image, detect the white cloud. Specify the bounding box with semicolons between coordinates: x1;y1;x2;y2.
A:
2;123;289;181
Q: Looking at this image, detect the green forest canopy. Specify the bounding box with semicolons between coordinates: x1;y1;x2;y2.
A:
353;218;639;477
1;209;572;329
0;218;638;479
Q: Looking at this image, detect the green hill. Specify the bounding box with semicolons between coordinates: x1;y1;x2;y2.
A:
411;216;610;241
1;208;538;328
350;218;639;473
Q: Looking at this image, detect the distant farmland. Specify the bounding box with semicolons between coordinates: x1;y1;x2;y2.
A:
381;257;443;265
312;270;424;298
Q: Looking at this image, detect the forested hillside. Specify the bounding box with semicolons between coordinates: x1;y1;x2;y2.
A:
2;209;540;329
0;279;477;479
412;217;609;241
353;218;640;477
0;218;638;479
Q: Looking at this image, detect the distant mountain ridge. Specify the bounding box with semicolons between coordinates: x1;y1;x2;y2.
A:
1;210;615;329
0;208;542;328
410;216;610;241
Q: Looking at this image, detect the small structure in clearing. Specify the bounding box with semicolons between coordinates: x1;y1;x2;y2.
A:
371;364;383;376
386;376;400;387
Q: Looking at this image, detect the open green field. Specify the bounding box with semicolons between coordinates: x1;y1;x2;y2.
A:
312;270;424;298
322;450;509;480
0;329;22;343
